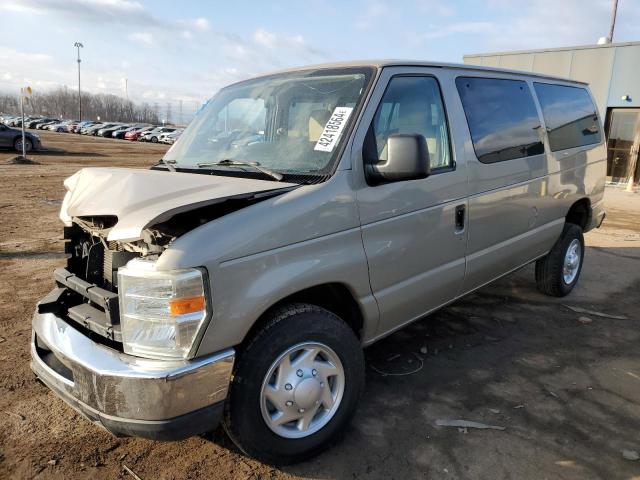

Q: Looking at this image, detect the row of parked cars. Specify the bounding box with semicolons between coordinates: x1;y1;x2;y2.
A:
0;115;183;145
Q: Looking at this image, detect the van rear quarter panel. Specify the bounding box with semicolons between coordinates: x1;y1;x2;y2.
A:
453;72;606;294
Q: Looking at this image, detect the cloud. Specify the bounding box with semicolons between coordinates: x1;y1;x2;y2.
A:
253;28;277;49
0;47;52;64
480;0;640;51
414;21;495;43
355;1;392;30
0;0;158;26
415;0;455;17
251;28;325;58
193;17;210;31
178;17;211;39
128;32;154;47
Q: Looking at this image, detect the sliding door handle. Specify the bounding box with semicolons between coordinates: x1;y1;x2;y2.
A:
455;204;466;233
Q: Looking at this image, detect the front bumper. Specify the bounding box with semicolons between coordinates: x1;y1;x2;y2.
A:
28;136;41;150
31;310;234;440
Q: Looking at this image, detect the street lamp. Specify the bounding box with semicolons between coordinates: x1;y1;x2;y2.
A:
74;42;83;121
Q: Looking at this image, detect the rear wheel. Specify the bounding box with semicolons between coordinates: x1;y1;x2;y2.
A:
535;223;584;297
14;137;32;153
224;303;364;465
150;136;158;143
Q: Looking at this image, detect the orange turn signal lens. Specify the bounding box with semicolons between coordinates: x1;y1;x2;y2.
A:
169;296;205;316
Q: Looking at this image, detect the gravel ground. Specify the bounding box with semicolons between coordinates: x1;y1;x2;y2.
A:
1;131;639;479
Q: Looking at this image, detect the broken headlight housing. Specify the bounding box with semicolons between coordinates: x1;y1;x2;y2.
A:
118;258;209;360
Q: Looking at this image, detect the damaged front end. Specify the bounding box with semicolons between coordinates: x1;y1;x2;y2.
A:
42;167;297;349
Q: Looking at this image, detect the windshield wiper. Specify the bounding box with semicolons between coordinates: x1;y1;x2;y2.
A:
196;159;283;181
156;158;176;172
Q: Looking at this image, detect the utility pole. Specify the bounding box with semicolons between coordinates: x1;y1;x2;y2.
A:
607;0;618;43
74;42;83;120
20;86;32;159
125;78;128;101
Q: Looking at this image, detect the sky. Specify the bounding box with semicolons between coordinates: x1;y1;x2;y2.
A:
0;0;638;119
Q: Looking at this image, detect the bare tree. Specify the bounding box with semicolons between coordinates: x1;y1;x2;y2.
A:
0;88;160;124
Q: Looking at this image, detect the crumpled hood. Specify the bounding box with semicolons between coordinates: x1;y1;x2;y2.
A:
60;167;296;241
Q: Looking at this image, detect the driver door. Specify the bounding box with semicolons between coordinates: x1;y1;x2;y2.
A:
355;67;469;337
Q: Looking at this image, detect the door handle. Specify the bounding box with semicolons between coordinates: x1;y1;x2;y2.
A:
455;204;466;233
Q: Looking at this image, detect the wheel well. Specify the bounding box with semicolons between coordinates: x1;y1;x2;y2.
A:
242;283;364;347
566;198;591;230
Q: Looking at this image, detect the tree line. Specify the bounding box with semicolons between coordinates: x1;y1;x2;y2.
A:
0;88;161;124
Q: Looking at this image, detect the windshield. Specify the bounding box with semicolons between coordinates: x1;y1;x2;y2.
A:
164;67;374;175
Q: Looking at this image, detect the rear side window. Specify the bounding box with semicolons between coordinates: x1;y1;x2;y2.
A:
456;77;544;163
533;83;601;151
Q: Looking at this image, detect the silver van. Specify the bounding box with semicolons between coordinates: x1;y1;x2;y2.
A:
31;61;606;464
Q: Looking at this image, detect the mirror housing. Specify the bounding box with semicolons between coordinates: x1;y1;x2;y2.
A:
366;134;430;183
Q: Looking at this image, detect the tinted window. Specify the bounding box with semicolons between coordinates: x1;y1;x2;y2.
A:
367;76;451;170
533;83;601;151
456;77;544;163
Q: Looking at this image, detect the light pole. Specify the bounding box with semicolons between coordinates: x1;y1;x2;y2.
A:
607;0;618;43
74;42;83;120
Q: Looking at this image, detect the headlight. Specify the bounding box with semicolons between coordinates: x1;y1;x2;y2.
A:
118;258;209;360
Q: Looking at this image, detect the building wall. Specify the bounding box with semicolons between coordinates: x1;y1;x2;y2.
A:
464;42;640;118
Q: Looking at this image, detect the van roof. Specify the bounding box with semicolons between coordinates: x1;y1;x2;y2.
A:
249;60;587;86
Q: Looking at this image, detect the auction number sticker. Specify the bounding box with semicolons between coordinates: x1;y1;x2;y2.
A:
314;107;354;152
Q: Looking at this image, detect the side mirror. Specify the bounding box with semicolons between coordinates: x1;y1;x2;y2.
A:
366;134;430;183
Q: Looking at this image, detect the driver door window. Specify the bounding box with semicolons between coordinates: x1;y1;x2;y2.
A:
369;76;452;171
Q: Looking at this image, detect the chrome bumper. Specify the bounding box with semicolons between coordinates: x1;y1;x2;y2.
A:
31;311;234;440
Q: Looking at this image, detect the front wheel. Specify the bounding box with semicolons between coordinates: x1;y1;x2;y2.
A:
14;137;32;153
535;223;584;297
224;303;364;465
150;136;158;143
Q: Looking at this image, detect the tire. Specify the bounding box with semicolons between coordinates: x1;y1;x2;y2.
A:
150;136;158;143
224;303;364;465
535;223;584;297
14;137;32;153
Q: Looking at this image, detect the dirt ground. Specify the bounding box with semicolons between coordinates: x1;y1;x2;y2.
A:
1;131;639;480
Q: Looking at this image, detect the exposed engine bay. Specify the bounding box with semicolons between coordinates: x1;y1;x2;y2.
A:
67;190;293;290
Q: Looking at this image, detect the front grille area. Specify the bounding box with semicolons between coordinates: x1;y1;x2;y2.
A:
64;225;137;291
39;224;139;345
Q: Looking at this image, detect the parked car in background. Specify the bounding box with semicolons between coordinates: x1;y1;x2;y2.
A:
159;130;182;144
27;118;51;129
100;125;130;138
124;125;154;141
112;126;137;139
0;123;41;152
13;116;39;127
1;115;18;126
72;121;96;133
48;120;77;133
97;124;126;137
84;123;117;136
37;120;59;130
140;127;176;143
64;121;79;133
